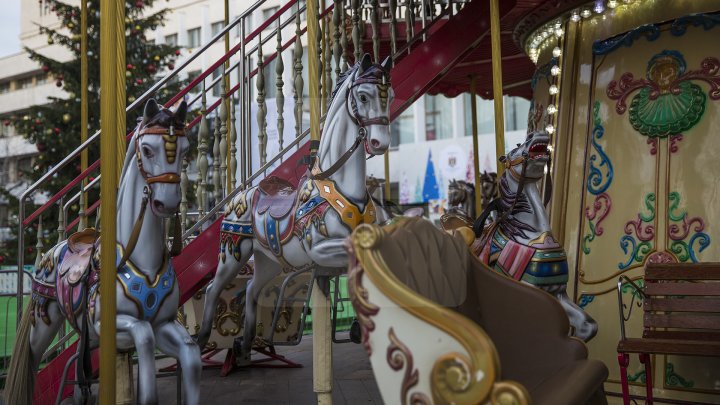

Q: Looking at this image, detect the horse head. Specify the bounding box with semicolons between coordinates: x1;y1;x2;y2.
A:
135;99;190;217
350;54;394;156
479;171;498;203
448;179;466;207
501;130;550;184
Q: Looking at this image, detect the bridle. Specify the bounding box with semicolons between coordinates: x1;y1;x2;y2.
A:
311;66;391;180
119;123;186;268
135;124;186;184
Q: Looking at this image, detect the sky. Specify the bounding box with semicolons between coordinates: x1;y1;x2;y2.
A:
0;0;22;58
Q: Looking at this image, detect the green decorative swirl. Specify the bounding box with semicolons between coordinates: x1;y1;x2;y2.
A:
639;193;656;223
668;192;686;222
670;241;691;262
665;363;694;388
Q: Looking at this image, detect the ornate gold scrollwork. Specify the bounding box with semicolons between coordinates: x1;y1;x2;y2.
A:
215;294;244;336
233;191;249;217
274;308;292;333
490;381;530;405
387;328;431;405
431;353;474;403
347;239;380;355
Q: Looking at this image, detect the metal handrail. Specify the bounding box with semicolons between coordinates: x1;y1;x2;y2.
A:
616;275;646;340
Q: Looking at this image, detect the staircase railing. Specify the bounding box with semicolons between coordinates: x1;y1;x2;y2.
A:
16;0;470;331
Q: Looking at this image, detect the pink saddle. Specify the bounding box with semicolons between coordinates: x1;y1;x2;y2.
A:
256;176;298;219
59;229;98;285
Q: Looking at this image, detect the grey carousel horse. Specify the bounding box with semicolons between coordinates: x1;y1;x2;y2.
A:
4;100;201;405
471;131;598;342
196;55;393;363
447;179;476;220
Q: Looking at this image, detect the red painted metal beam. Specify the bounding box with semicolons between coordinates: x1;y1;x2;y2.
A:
389;0;515;120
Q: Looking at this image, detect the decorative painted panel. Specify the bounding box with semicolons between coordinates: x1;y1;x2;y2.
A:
575;13;720;399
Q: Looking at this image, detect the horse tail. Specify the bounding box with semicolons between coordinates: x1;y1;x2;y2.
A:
473;197;502;237
4;304;36;405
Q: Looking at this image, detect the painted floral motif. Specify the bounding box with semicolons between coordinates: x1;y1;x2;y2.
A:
666;363;694;388
582;193;611;255
587;101;614;195
667;192;710;263
578;294;595;309
628;369;647;384
618;193;655;270
607;50;720;139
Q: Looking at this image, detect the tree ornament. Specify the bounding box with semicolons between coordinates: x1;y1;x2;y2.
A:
62;113;71;123
175;50;181;56
37;142;47;152
54;127;61;134
127;63;134;69
136;79;142;85
56;80;63;87
168;63;175;70
153;55;160;61
42;65;50;72
3;120;9;126
48;37;54;45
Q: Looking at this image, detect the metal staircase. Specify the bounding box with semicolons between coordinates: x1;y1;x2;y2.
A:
13;0;514;402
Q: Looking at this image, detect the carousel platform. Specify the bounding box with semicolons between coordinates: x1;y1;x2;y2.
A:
156;336;381;405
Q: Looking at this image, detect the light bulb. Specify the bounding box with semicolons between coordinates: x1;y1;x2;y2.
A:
594;2;605;14
549;85;559;95
555;27;565;37
545;124;555;134
582;9;592;18
547;105;558;115
551;65;561;76
570;11;581;22
552;47;562;57
608;0;618;9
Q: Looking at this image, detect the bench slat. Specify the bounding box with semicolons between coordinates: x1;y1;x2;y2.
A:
618;338;720;356
644;313;720;330
645;297;720;312
645;263;720;280
645;282;720;296
643;330;720;341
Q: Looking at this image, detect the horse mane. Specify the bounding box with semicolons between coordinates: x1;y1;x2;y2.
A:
497;175;536;239
330;63;359;103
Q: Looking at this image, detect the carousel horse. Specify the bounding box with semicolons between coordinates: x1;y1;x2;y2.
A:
196;54;393;363
447;179;476;220
471;131;598;342
4;100;200;405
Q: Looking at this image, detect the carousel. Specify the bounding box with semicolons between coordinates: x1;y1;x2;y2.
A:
3;0;720;404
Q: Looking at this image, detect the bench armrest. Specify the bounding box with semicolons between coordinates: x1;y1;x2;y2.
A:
616;276;646;341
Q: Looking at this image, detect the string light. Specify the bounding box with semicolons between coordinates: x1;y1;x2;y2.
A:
549;85;559;95
552;46;562;57
608;0;618;9
547;105;558;115
570;11;581;22
581;9;592;18
551;65;561;76
545;124;555;134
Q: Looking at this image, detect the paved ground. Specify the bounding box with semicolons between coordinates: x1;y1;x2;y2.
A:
156;336;382;405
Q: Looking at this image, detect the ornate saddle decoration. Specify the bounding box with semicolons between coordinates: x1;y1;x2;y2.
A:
56;229;99;331
253;176;300;257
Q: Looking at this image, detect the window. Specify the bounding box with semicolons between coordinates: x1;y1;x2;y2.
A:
390;108;414;147
36;74;49;85
18;77;34;89
212;67;223;97
0;82;10;94
164;34;178;46
425;95;452;141
187;70;201;82
464;95;530;135
263;6;280;21
211;21;224;37
187;28;201;48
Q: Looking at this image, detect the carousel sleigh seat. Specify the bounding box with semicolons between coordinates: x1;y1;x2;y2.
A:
347;217;608;405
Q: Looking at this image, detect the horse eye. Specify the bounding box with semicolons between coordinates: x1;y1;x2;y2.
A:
142;146;154;158
359;94;368;103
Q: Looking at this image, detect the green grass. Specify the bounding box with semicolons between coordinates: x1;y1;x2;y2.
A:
303;276;356;335
0;295;24;359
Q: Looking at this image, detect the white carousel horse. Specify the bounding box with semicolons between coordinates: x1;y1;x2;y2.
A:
4;100;200;405
196;54;393;363
471;131;598;342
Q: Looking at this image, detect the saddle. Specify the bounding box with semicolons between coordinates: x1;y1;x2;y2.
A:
256;176;298;219
59;228;98;285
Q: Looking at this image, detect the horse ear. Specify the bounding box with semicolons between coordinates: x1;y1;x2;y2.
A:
143;98;161;121
499;155;507;163
381;56;393;71
175;100;188;124
359;53;372;74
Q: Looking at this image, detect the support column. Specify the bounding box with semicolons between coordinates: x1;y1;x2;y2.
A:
469;76;482;216
80;0;88;215
312;276;333;405
489;0;505;175
99;0;123;402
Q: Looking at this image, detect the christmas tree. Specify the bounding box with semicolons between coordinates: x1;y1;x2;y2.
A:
422;150;439;202
414;177;422;203
1;0;183;265
399;171;410;205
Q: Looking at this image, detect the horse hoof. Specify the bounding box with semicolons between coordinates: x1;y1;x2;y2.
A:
349;319;361;344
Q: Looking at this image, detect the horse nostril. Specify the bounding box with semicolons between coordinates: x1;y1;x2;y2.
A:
371;139;380;148
153;200;165;212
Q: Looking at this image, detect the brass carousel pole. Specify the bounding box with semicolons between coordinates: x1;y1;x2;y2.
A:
307;0;333;403
80;0;88;225
99;0;123;402
490;0;505;175
470;75;482;217
224;0;232;192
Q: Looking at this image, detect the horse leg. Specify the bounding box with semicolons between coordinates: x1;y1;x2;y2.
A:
116;315;157;405
155;321;201;405
239;252;282;365
28;300;64;371
552;285;598;342
307;238;349;268
196;237;253;348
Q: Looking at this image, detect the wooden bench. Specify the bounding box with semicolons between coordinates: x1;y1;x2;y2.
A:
616;262;720;405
